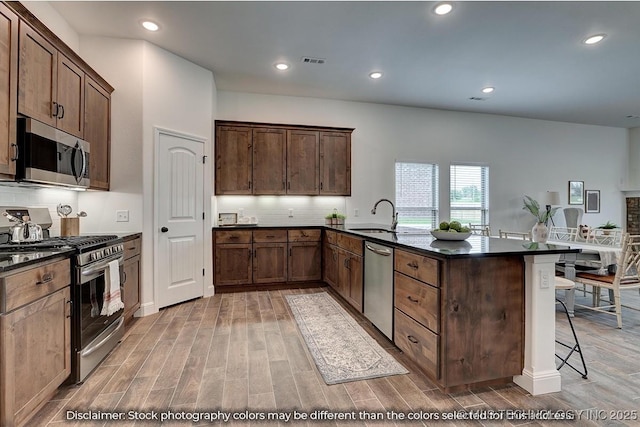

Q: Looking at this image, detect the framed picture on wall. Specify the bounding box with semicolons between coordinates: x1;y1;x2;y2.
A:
585;190;600;213
568;181;584;205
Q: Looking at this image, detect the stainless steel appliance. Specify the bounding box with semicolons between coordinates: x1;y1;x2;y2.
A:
364;241;394;339
0;207;124;383
14;118;90;189
2;210;44;242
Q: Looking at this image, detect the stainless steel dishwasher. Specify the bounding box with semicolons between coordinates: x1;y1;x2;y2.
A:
364;241;394;339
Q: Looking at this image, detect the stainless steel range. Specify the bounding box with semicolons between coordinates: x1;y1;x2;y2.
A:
0;207;125;383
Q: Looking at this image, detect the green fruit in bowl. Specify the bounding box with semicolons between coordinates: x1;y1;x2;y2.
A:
448;229;458;232
439;221;449;230
449;221;462;231
460;226;470;232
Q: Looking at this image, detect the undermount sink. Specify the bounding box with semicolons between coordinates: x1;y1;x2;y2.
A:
349;228;391;233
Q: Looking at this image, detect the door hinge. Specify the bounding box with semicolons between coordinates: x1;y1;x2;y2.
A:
203;212;205;220
203;268;205;276
203;155;207;164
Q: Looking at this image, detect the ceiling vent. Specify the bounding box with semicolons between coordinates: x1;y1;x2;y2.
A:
301;56;326;65
468;97;488;101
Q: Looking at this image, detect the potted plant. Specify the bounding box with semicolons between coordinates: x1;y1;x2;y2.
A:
325;210;346;226
597;221;618;235
522;195;560;243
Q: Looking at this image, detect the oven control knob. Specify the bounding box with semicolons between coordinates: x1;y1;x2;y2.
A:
105;248;111;256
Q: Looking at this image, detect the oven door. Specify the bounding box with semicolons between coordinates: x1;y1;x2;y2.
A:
77;254;124;350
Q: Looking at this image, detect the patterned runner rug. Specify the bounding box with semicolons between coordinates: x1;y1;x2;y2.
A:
285;292;408;385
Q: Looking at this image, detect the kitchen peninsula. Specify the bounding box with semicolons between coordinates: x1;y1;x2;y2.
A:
213;224;579;395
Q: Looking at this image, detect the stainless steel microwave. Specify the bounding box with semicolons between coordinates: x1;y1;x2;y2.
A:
16;118;90;189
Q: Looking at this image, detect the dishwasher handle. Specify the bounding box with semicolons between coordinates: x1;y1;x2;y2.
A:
365;243;392;256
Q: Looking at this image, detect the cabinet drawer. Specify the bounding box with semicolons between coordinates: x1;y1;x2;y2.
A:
394;308;439;380
123;237;141;259
324;230;337;245
394;272;439;333
253;229;287;243
288;229;321;242
1;258;71;313
215;230;252;244
394;249;439;287
337;233;363;256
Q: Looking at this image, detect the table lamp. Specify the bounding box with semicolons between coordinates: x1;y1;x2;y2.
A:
541;191;561;226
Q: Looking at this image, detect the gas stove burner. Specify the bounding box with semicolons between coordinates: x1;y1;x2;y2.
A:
0;235;120;252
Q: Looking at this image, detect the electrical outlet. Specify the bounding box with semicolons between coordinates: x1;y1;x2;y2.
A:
540;272;550;289
116;210;129;222
238;208;244;218
288;208;294;217
354;208;359;217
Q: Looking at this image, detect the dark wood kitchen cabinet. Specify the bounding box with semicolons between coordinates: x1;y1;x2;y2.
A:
123;234;141;326
323;231;363;312
252;229;288;283
215;125;253;195
18;22;85;138
214;230;253;286
85;76;112;190
0;3;18;178
0;257;71;427
287;229;322;282
215;121;353;196
252;128;286;195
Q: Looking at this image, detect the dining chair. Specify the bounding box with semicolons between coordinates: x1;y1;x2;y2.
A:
498;230;531;240
586;228;624;247
468;223;491;236
549;226;578;242
573;234;640;328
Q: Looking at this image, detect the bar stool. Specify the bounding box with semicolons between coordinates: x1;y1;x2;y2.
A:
555;277;588;379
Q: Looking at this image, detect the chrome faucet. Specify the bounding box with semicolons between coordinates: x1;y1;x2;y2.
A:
371;198;398;231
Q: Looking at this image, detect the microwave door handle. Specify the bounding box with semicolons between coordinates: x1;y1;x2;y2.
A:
79;143;87;183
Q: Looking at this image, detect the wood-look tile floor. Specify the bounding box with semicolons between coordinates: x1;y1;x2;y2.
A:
33;287;640;426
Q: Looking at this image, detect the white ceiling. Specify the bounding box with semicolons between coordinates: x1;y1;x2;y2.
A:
50;1;640;128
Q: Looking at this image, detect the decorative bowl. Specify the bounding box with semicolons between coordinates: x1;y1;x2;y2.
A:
430;230;472;241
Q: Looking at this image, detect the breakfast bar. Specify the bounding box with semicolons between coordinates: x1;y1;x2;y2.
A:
339;228;580;395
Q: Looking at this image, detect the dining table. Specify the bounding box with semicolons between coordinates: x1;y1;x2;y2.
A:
549;239;623;316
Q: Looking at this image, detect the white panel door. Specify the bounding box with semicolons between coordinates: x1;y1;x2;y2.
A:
156;129;204;308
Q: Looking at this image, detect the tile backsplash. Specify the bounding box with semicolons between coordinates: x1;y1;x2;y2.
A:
214;196;347;226
0;186;78;236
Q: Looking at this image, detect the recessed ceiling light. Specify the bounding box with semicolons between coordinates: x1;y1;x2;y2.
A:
583;34;606;45
141;20;159;32
481;87;495;94
369;72;383;79
433;2;454;15
274;62;290;71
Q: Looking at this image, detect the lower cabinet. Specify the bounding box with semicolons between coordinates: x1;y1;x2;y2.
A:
323;230;363;312
122;235;142;325
214;228;322;288
1;258;72;427
393;248;524;392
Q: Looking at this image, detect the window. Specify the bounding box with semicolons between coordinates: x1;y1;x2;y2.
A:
395;162;439;229
450;164;489;225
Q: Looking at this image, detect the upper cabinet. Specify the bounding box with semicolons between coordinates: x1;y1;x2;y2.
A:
84;77;111;190
0;3;18;177
215;121;353;196
2;1;114;188
18;23;85;138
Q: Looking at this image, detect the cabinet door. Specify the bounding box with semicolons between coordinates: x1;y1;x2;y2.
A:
288;241;322;282
253;242;287;283
320;131;351;195
322;243;339;291
0;287;71;427
56;53;84;138
123;254;141;323
0;3;18;176
214;243;252;285
286;130;319;195
215;125;252;195
85;77;111;190
252;128;286;195
344;253;363;312
18;22;57;126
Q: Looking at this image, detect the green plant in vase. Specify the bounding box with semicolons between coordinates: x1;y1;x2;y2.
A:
522;195;560;243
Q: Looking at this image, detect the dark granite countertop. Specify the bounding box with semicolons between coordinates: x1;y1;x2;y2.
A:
214;222;580;259
0;248;74;273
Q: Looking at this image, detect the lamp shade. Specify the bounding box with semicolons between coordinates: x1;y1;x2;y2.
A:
541;191;561;206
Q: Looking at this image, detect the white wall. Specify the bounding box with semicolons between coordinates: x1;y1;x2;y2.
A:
21;2;79;52
217;91;628;232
